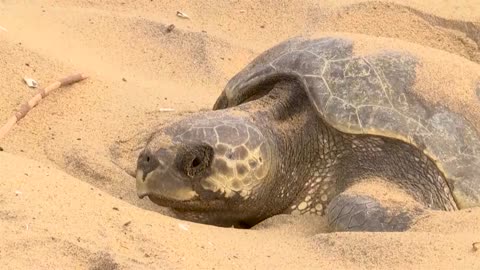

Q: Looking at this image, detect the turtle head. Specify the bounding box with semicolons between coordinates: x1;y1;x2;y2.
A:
136;111;272;226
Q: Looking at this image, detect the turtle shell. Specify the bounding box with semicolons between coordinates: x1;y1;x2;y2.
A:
213;34;480;209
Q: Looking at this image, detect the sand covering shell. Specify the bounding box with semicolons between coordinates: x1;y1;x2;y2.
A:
217;34;480;208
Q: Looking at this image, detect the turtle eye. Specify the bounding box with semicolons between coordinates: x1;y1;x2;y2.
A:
191;157;202;168
175;143;214;178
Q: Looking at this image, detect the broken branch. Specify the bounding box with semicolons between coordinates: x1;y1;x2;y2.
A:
0;73;88;139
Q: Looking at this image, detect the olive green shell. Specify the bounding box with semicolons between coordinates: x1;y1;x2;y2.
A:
213;34;480;209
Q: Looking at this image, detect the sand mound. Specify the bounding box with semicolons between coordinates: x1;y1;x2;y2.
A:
2;152;479;269
1;0;479;268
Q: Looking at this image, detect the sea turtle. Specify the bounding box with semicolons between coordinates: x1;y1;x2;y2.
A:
135;34;480;231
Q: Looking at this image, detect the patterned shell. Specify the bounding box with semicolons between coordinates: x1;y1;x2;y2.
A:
213;34;480;209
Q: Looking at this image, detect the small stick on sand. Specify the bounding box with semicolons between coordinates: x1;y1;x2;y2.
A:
0;73;88;139
158;108;175;112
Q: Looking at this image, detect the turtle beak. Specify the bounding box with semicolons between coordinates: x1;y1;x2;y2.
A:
135;150;199;202
136;169;149;199
136;148;159;199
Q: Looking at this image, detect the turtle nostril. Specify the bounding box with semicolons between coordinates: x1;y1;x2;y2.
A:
138;150;160;176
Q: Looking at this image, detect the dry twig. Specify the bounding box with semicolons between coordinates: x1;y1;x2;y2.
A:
0;73;88;139
176;11;190;19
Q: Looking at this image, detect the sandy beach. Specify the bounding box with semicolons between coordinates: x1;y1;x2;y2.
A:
1;1;480;269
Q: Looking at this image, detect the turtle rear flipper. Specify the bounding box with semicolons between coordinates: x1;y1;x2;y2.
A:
326;179;426;232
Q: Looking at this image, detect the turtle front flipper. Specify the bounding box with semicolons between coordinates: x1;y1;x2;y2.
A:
326;179;426;232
